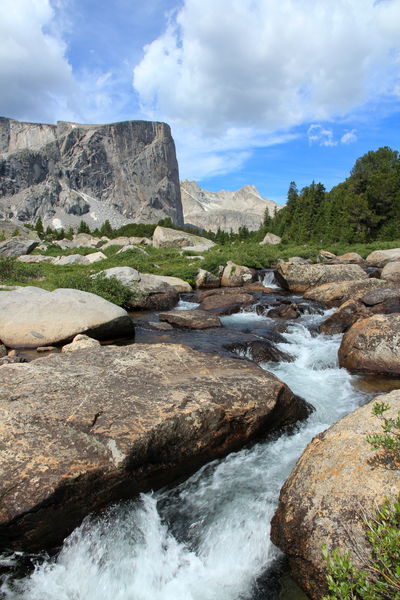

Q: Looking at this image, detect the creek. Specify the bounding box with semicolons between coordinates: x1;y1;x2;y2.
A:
0;279;384;600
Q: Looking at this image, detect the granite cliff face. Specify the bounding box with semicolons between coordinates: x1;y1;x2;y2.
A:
181;180;279;233
0;117;183;229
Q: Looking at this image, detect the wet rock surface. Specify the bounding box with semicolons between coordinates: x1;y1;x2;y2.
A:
159;309;221;329
0;343;310;552
271;393;400;600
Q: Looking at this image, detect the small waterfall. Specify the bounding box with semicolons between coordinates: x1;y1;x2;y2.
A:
1;309;369;600
260;270;280;289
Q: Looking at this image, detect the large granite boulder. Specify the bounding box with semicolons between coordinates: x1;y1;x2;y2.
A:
0;287;134;348
338;313;400;376
318;299;371;334
152;225;215;250
0;118;183;229
381;260;400;283
275;263;367;293
195;268;220;289
259;232;281;246
220;261;256;287
270;393;400;600
303;278;386;306
366;247;400;267
0;343;311;551
70;233;102;248
0;237;38;257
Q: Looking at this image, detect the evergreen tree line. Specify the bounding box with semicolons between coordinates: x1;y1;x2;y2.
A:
267;147;400;244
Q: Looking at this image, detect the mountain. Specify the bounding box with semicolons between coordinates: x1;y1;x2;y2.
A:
180;180;278;233
0;118;183;230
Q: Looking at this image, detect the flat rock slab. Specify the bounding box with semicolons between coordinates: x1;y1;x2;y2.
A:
303;278;386;306
0;287;133;348
200;292;255;314
0;343;311;551
159;309;221;329
271;393;400;600
276;263;367;293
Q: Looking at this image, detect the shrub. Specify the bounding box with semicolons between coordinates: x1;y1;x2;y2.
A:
53;272;134;308
0;258;41;283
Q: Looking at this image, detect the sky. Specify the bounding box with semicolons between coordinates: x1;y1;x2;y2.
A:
1;0;400;205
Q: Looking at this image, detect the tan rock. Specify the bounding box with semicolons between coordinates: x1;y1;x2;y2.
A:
200;292;254;315
366;247;400;267
195;268;220;289
381;260;400;283
62;334;101;352
318;299;371;334
221;261;256;287
317;249;336;262
303;278;385;306
16;254;54;263
84;251;107;264
338;313;400;375
0;343;311;551
0;287;133;348
276;263;367;293
336;252;363;264
270;393;400;600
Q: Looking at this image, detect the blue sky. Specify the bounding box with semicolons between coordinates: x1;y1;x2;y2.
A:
1;0;400;205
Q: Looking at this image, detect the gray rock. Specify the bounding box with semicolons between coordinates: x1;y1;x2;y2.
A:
152;225;215;250
0;287;134;348
276;263;368;293
52;254;88;266
62;334;101;352
0;221;40;240
159;309;221;329
195;268;220;289
0;342;310;550
0;118;183;229
0;237;38;257
16;254;54;263
259;232;281;245
381;260;400;283
221;261;256;287
361;286;400;306
366;247;400;267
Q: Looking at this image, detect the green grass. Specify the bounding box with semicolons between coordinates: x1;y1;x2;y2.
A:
3;236;400;306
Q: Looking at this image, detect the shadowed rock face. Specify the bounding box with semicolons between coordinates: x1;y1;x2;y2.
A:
271;393;400;600
0;343;311;552
0;117;183;228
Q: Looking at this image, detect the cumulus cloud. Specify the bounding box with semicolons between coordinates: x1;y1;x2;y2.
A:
307;125;337;147
0;0;77;122
133;0;400;175
341;129;358;144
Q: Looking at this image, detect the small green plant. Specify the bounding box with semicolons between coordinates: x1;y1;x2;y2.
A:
0;258;41;283
322;402;400;599
366;402;400;468
322;496;400;600
53;272;135;308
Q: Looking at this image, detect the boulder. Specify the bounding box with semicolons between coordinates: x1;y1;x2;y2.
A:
267;303;300;320
16;254;54;263
71;233;102;248
270;393;400;600
360;286;400;306
195;268;220;289
338;313;400;376
275;263;367;293
221;261;256;287
62;334;101;352
116;244;148;255
0;221;40;241
336;252;363;264
317;249;336;262
83;251;107;264
381;260;400;283
318;299;371;334
146;274;192;293
0;343;311;551
366;247;400;267
52;254;88;266
200;291;254;315
0;287;134;348
303;278;385;306
196;286;247;302
101;236;131;248
259;232;281;246
225;340;292;363
96;266;141;287
152;226;215;250
0;237;38;257
159;309;221;329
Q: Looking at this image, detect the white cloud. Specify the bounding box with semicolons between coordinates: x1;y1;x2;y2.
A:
341;129;358;144
133;0;400;175
307;125;338;147
0;0;76;122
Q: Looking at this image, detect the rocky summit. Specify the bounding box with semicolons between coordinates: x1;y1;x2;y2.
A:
180;180;279;233
0;117;183;229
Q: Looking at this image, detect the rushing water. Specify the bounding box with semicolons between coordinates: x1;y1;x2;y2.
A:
1;308;369;600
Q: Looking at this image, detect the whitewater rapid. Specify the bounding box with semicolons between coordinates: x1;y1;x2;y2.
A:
1;309;368;600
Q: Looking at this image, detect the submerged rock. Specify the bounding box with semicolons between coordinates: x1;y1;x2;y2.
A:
0;343;311;551
271;393;400;600
159;309;221;329
0;287;134;348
